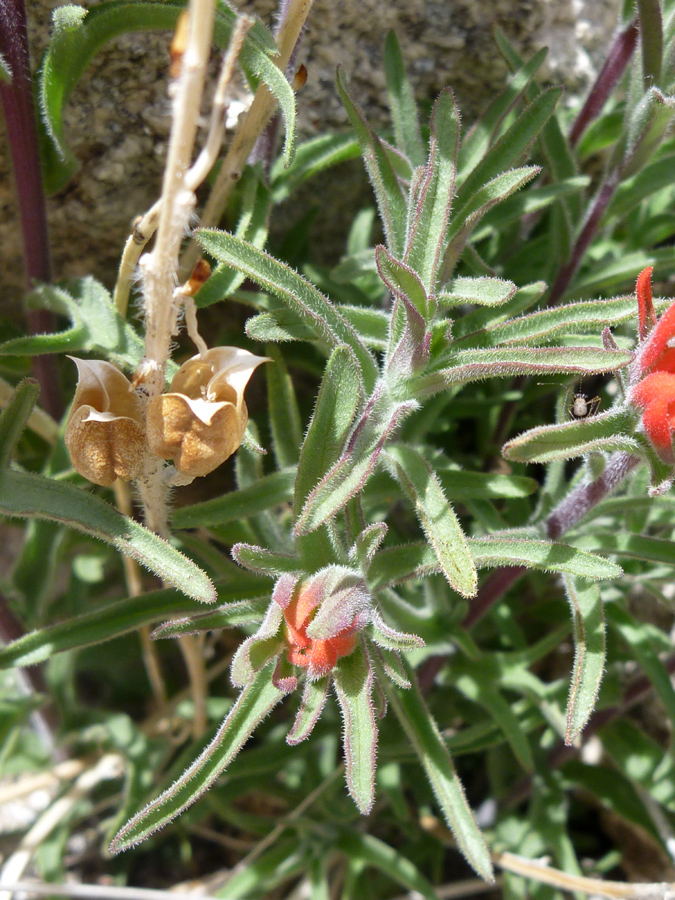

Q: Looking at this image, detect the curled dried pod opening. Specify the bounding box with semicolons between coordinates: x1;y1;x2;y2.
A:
65;358;146;486
147;346;268;477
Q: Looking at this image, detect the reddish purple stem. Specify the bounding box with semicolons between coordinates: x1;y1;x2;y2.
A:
0;0;62;419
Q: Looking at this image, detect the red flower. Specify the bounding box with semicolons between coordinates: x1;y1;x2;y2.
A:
630;267;675;463
283;583;358;678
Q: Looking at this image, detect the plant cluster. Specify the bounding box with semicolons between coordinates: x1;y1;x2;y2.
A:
3;0;675;897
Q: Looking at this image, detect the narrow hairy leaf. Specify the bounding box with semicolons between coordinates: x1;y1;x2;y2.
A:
232;543;301;576
469;536;623;580
438;277;517;309
336;65;407;256
270;132;360;202
385;444;477;597
383;30;425;167
266;345;302;469
503;409;641;464
350;523;388;574
458;46;548;176
574;532;675;566
295;346;361;514
0;579;269;669
415;347;633;397
110;663;288;852
368;542;439;589
286;677;330;745
637;0;663;88
563;576;605;744
333;645;377;813
172;469;295;529
442;166;541;276
376;246;432;321
382;660;493;881
436;467;538;500
0;470;216;602
295;402;415;535
151;597;270;640
404;88;460;290
0;380;39;469
198;231;378;391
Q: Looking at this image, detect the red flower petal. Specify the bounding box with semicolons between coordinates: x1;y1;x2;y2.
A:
631;372;675;408
643;396;675;462
640;300;675;372
636;266;656;341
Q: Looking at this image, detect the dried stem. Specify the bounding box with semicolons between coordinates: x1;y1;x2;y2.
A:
179;0;314;277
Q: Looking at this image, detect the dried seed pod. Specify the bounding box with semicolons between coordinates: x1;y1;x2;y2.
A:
65;359;146;486
147;346;268;477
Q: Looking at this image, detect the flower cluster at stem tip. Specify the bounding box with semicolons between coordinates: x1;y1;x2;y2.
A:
629;267;675;464
64;347;268;485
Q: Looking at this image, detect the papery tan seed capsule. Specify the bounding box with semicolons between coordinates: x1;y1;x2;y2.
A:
65;359;146;487
147;347;268;477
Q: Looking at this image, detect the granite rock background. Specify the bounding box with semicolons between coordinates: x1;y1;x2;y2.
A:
1;0;620;314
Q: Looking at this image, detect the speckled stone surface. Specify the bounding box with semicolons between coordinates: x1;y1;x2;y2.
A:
1;0;620;312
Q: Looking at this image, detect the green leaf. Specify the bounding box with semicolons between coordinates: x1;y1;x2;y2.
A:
295;346;361;515
270;132;360;202
623;87;675;177
604;154;675;221
463;294;646;347
38;0;289;192
232;543;301;576
574;532;675;566
336;65;408;257
383;31;425;168
502;409;641;464
196;171;271;309
436;467;538;500
563;576;605;744
172;468;295;529
376;247;432;321
637;0;663;88
0;579;268;669
438;277;517;309
469;535;623;580
286;676;329;745
333;645;377;814
0;279;145;370
442;166;541;276
198;230;378;392
416;347;633;397
382;660;493;882
404;88;460;291
458;46;548;176
384;444;477;598
266;345;302;469
0;469;216;602
151;597;270;639
0;380;40;470
600;718;675;808
110;663;288;852
606;603;675;729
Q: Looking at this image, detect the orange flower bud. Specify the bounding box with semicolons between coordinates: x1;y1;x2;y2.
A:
65;359;146;486
146;347;268;477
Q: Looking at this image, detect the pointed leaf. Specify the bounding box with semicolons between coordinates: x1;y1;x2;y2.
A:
0;577;268;669
383;31;425;167
404;88;460;290
333;644;377;814
151;597;270;640
198;230;378;392
469;535;623;580
172;468;295;529
0;469;215;602
0;380;39;469
336;65;407;256
286;676;330;745
232;543;301;576
438;277;517;309
370;609;425;651
265;345;302;469
270;132;360;202
110;663;288;852
563;576;605;744
349;523;388;574
415;346;633;397
376;246;432;321
382;660;493;881
385;444;477;598
503;408;640;464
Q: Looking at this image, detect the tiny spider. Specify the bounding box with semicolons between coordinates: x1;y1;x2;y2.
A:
569;392;601;420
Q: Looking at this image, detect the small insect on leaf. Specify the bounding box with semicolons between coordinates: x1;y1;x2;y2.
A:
569;393;601;420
